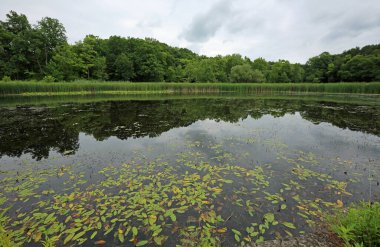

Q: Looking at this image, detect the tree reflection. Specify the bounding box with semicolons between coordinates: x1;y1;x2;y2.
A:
0;98;378;160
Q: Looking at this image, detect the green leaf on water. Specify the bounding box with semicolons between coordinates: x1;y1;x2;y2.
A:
256;236;264;243
44;212;55;224
132;226;138;236
234;234;240;242
264;213;274;223
118;233;125;243
90;231;97;239
232;228;241;242
65;215;72;223
64;233;75;244
231;229;241;235
285;229;293;237
153;235;166;245
72;230;86;241
169;213;176;222
282;222;296;229
281;204;287;210
136;240;149;246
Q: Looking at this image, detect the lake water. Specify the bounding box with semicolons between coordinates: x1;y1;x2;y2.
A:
0;94;379;246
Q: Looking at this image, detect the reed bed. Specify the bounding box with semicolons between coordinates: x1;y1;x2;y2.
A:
0;81;379;95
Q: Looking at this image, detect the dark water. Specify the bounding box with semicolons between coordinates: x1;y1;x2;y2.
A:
0;95;379;246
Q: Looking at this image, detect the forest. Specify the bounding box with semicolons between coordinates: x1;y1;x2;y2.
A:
1;11;380;83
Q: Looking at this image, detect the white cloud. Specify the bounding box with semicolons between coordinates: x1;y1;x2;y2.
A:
1;0;379;63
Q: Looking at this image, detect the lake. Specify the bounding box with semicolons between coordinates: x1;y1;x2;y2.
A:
0;94;379;246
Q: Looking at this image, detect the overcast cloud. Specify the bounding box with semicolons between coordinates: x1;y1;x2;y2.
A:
1;0;379;63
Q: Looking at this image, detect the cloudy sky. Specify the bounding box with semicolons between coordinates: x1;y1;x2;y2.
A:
1;0;380;63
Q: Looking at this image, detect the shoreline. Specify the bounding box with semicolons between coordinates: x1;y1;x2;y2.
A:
1;82;380;96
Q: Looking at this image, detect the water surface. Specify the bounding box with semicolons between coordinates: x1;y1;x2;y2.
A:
0;95;379;246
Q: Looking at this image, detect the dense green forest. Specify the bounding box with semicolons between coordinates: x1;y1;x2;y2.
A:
1;11;380;83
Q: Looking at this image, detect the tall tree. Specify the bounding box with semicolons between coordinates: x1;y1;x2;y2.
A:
230;64;264;83
0;11;32;79
339;55;379;82
36;17;67;66
305;52;333;82
114;53;134;81
74;36;107;80
46;44;82;81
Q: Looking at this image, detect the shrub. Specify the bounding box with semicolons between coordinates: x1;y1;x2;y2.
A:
42;75;56;82
327;202;380;247
230;64;254;83
1;76;11;82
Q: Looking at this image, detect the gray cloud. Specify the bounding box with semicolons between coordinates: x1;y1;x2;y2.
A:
181;0;234;43
323;15;380;42
0;0;379;63
137;17;162;29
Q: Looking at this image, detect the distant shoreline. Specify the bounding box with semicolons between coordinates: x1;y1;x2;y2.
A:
1;81;380;96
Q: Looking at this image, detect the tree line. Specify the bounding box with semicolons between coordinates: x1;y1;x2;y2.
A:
1;11;379;83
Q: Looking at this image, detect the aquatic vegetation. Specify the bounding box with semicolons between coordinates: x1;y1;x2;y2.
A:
0;97;378;246
326;202;380;247
18;90;174;96
1;81;380;96
0;135;360;246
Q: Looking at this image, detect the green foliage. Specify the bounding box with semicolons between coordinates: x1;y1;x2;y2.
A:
230;64;250;82
74;36;107;80
0;11;67;80
114;53;134;81
0;11;379;82
327;202;380;247
46;45;81;81
0;11;32;80
305;45;380;82
0;81;379;96
42;75;56;82
251;69;266;83
0;207;17;247
230;64;265;83
184;56;232;83
36;17;67;66
305;52;333;82
0;130;360;246
339;55;380;82
0;224;14;247
1;76;11;82
267;60;304;83
224;54;245;75
252;58;270;72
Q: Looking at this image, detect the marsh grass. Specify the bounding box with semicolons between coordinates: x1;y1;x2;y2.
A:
18;90;173;96
326;202;380;247
0;81;380;95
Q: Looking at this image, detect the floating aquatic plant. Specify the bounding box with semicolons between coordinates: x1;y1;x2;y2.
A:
0;132;361;246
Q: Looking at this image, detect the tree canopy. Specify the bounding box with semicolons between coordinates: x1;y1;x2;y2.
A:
0;11;379;82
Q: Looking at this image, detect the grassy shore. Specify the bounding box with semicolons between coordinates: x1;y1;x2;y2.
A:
326;202;380;247
17;90;174;96
0;81;380;95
